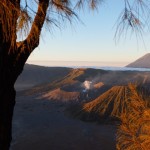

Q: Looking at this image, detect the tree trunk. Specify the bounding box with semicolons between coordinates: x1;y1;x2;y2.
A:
0;85;16;150
0;48;24;150
0;1;49;149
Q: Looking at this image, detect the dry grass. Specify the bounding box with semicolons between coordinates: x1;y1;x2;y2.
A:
117;84;150;150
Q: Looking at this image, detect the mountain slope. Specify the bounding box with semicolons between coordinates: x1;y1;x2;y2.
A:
72;84;150;122
27;68;108;95
41;88;80;102
126;53;150;68
15;64;71;90
28;68;150;96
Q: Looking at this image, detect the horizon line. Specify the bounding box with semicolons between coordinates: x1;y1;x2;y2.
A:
27;60;130;63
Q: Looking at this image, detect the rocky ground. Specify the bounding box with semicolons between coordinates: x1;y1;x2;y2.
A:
11;92;116;150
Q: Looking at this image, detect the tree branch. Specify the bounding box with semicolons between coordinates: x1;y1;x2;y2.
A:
12;0;49;75
20;0;49;51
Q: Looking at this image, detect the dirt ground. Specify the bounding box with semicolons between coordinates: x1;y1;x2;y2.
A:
11;93;116;150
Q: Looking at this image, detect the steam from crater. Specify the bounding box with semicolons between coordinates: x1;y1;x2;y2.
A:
83;80;92;90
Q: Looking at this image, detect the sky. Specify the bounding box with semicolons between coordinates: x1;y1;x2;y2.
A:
27;0;150;67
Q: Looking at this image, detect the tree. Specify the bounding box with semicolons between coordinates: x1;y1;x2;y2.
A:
0;0;101;149
0;0;149;150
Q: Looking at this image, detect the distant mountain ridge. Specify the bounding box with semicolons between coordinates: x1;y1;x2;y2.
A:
15;64;71;90
126;53;150;68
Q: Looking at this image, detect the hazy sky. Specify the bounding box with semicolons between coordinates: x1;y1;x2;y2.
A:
27;0;150;66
